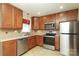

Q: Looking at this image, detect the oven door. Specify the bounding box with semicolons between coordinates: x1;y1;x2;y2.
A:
43;36;55;46
43;36;55;50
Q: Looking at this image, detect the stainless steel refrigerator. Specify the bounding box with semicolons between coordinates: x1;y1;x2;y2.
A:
60;21;79;56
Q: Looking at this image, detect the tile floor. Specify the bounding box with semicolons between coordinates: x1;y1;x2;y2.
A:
22;46;61;56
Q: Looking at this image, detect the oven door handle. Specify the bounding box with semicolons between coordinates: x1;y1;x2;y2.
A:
44;36;55;38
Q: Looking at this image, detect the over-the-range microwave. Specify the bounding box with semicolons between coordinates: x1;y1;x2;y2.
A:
44;22;56;30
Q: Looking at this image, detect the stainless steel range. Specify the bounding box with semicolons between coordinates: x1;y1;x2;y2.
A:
43;32;56;50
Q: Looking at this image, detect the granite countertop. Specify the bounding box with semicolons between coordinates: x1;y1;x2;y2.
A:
0;34;44;42
0;35;33;42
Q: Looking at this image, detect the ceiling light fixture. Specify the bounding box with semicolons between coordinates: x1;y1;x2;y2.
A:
60;6;63;9
37;12;41;15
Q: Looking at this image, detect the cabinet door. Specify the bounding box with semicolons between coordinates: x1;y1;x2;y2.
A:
14;7;23;29
60;9;78;22
36;36;43;46
56;13;61;30
39;17;45;29
28;37;32;49
3;40;17;56
38;37;43;46
2;4;14;28
65;9;78;21
31;17;40;30
28;37;34;49
55;35;60;50
46;14;56;22
50;14;56;22
31;36;36;47
28;36;36;49
0;4;2;28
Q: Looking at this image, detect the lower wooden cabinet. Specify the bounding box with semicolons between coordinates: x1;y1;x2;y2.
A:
28;36;36;49
2;35;43;56
28;38;32;49
3;40;17;56
28;35;43;49
35;36;43;46
14;7;23;29
55;35;60;50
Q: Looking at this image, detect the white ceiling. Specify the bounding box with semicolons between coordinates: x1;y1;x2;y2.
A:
11;3;79;16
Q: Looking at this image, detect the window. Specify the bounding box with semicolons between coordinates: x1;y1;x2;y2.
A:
21;24;31;32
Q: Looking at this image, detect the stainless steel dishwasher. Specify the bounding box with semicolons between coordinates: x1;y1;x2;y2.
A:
17;38;28;56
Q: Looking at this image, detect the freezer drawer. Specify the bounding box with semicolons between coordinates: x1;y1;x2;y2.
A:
60;34;77;56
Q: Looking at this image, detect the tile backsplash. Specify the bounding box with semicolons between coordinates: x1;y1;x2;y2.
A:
0;29;58;40
0;30;27;39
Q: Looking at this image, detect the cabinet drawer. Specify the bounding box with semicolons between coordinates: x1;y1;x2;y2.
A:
3;40;16;46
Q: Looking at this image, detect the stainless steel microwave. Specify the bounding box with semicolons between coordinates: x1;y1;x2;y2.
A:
44;22;56;30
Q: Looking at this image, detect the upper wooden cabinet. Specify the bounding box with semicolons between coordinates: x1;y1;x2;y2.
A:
1;4;14;29
39;14;56;30
59;9;78;22
39;16;46;29
45;14;56;23
55;13;61;30
31;9;78;30
31;17;40;30
14;7;23;29
65;9;78;21
0;3;23;29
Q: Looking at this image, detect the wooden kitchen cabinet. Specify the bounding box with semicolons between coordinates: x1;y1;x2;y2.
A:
46;14;56;23
39;16;46;29
31;36;36;48
28;37;32;49
2;4;14;29
35;36;43;46
32;14;57;30
59;9;78;22
56;13;61;30
55;34;60;50
3;40;17;56
14;7;23;29
55;9;78;30
31;17;40;30
39;14;56;30
0;3;23;29
31;9;78;30
65;9;78;21
28;35;43;49
28;36;36;49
